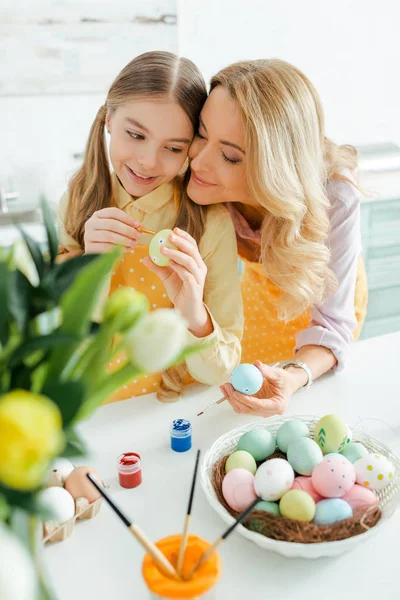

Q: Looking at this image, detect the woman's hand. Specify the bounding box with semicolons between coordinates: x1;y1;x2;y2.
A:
84;208;142;254
143;227;212;337
221;361;300;417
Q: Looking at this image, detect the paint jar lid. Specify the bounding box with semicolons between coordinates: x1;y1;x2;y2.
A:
170;418;192;438
117;452;142;474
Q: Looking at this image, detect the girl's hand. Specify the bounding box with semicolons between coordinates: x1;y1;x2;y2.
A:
221;361;299;417
143;228;212;337
84;208;142;254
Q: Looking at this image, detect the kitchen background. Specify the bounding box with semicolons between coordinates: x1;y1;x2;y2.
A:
1;0;400;338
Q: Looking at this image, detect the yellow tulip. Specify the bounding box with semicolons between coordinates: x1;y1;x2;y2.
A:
0;390;65;491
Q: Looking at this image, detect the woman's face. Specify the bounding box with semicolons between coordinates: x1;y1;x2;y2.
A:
187;86;252;206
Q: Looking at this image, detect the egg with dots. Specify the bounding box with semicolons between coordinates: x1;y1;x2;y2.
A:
237;429;276;461
255;458;295;501
276;420;310;454
311;455;355;498
280;490;316;522
314;498;353;525
354;454;395;490
230;363;263;395
291;476;323;503
314;414;349;454
341;484;379;511
222;468;258;512
64;466;104;503
225;450;257;475
149;229;177;267
287;437;323;476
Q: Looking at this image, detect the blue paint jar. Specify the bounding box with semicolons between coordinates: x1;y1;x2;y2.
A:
170;419;192;453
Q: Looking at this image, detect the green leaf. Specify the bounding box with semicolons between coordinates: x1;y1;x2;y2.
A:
62;429;88;457
0;494;10;521
17;227;45;279
42;380;85;427
8;333;79;368
40;195;58;266
41;253;101;302
0;484;39;514
8;270;33;332
0;263;9;345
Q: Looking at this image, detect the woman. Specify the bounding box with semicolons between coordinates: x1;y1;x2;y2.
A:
187;58;367;417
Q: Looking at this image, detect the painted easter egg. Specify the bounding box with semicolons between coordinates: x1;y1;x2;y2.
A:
354;454;395;490
254;458;294;501
314;498;353;525
312;455;355;498
323;453;343;460
276;420;310;453
149;229;177;267
279;490;316;522
230;364;263;395
237;429;276;461
222;468;257;512
341;484;379;511
291;476;323;503
340;442;369;464
38;487;75;524
287;438;323;476
225;450;257;475
255;500;281;516
314;414;348;454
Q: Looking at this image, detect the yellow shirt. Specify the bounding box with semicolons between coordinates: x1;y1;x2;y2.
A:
58;173;244;393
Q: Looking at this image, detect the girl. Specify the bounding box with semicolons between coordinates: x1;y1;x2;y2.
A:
187;58;368;417
58;51;243;402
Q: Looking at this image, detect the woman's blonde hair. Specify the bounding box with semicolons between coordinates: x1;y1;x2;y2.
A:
211;59;358;320
66;51;209;401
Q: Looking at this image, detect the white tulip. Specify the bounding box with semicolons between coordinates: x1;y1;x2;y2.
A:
0;524;37;600
124;309;188;372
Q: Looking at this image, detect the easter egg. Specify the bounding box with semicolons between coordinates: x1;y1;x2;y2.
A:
255;500;281;516
314;498;353;525
280;490;316;522
65;466;103;503
314;414;348;454
222;468;257;512
254;458;294;501
287;438;323;476
312;455;355;498
341;442;369;464
341;484;379;511
230;364;263;395
291;476;323;503
354;454;395;490
38;487;75;524
237;429;276;461
50;458;75;482
323;453;343;460
225;450;257;475
149;229;177;267
276;420;310;453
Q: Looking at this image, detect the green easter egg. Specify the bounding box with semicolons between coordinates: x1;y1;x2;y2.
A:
256;500;281;516
280;489;316;522
276;420;310;453
237;429;276;461
149;229;176;267
341;442;369;464
314;414;348;454
225;450;257;475
287;437;323;476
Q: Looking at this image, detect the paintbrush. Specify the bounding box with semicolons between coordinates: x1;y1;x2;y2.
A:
183;497;259;580
176;450;201;575
86;473;179;580
139;226;156;235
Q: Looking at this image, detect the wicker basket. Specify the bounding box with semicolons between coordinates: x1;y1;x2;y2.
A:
201;415;400;558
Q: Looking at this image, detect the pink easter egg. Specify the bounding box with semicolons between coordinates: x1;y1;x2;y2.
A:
291;476;323;503
341;484;379;511
311;455;355;498
222;468;258;512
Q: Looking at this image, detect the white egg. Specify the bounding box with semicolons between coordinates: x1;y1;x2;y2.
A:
50;458;75;481
254;458;295;501
38;487;75;524
354;454;395;490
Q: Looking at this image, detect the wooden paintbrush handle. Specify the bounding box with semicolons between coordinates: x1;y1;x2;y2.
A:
130;523;179;580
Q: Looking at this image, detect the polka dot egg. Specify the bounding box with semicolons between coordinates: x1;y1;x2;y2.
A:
254;458;295;501
222;468;257;512
354;454;394;490
149;229;177;267
311;455;355;498
230;363;263;395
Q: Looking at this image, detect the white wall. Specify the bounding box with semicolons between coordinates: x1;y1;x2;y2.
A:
178;0;400;147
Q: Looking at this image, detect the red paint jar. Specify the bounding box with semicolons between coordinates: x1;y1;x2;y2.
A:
117;452;142;489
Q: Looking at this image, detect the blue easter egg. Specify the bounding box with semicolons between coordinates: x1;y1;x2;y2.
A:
314;498;353;525
230;364;263;395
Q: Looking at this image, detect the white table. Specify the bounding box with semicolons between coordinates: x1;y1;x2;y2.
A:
44;331;400;599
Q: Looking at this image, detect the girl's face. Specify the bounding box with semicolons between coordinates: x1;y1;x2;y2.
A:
106;99;193;197
187;86;252;206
